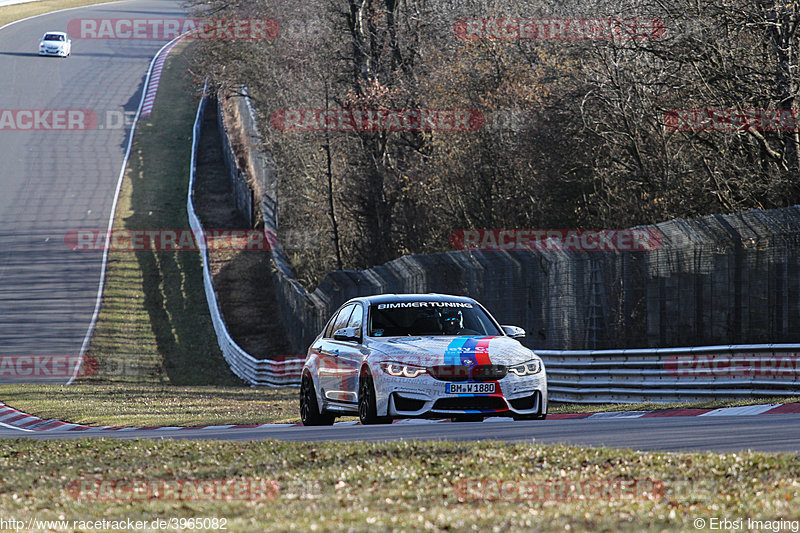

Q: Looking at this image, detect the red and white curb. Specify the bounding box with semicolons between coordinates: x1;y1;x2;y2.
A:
1;402;798;433
548;402;800;420
140;35;186;118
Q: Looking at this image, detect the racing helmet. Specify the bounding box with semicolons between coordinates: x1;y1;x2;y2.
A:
441;308;464;334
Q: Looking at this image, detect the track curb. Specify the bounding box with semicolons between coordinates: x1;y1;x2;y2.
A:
0;401;797;433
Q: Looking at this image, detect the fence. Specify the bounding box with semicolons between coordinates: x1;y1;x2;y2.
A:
204;90;800;402
256;211;800;358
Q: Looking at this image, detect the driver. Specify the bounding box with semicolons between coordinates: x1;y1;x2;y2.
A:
441;309;463;335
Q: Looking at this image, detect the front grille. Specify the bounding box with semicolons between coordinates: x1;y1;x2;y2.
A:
428;365;470;381
433;396;507;411
428;364;507;382
510;391;540;411
470;364;507;380
392;393;426;412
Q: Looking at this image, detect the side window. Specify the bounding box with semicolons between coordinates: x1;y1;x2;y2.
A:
347;304;364;332
330;304;355;336
323;310;340;338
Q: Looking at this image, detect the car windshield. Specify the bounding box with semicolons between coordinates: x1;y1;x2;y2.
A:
368;301;502;337
44;34;64;41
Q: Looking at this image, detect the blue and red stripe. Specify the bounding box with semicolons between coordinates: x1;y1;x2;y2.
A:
443;336;505;411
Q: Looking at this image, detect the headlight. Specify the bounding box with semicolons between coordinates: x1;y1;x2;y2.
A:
508;359;541;376
380;362;427;378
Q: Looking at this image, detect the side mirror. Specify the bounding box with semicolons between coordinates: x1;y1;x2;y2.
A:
502;325;526;339
333;326;362;343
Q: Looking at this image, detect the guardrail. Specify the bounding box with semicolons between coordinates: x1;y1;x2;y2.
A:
538;344;800;403
187;87;304;386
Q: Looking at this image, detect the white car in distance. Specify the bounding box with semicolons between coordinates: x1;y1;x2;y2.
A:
39;32;71;57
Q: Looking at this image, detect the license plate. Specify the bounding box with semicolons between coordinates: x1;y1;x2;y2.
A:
446;382;495;394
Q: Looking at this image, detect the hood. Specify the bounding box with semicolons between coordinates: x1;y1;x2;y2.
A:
367;335;536;366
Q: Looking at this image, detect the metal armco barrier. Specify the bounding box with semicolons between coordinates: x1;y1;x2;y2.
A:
188;88;305;386
539;344;800;403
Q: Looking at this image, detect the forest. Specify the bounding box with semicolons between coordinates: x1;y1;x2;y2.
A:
191;0;800;288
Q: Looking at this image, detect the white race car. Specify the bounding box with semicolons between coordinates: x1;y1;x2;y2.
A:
39;32;71;57
300;293;547;425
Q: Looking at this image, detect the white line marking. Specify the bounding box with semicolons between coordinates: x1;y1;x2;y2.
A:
587;411;651;419
0;422;32;431
45;423;80;431
699;404;782;417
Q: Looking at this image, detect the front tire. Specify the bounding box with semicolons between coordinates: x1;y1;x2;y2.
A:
358;372;392;425
300;374;334;426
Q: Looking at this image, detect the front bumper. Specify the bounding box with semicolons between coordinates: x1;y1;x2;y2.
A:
40;48;67;56
378;371;547;418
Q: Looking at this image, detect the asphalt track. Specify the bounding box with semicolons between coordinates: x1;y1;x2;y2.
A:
0;414;798;452
0;0;185;377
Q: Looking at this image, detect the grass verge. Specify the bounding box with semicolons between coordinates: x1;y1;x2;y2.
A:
0;0;114;28
0;439;798;532
0;387;795;427
0;384;298;426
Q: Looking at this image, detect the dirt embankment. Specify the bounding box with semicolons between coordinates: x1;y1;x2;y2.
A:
192;98;294;359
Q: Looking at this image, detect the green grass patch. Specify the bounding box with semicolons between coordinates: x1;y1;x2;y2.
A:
0;384;298;426
0;439;798;532
0;383;794;428
0;0;114;28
